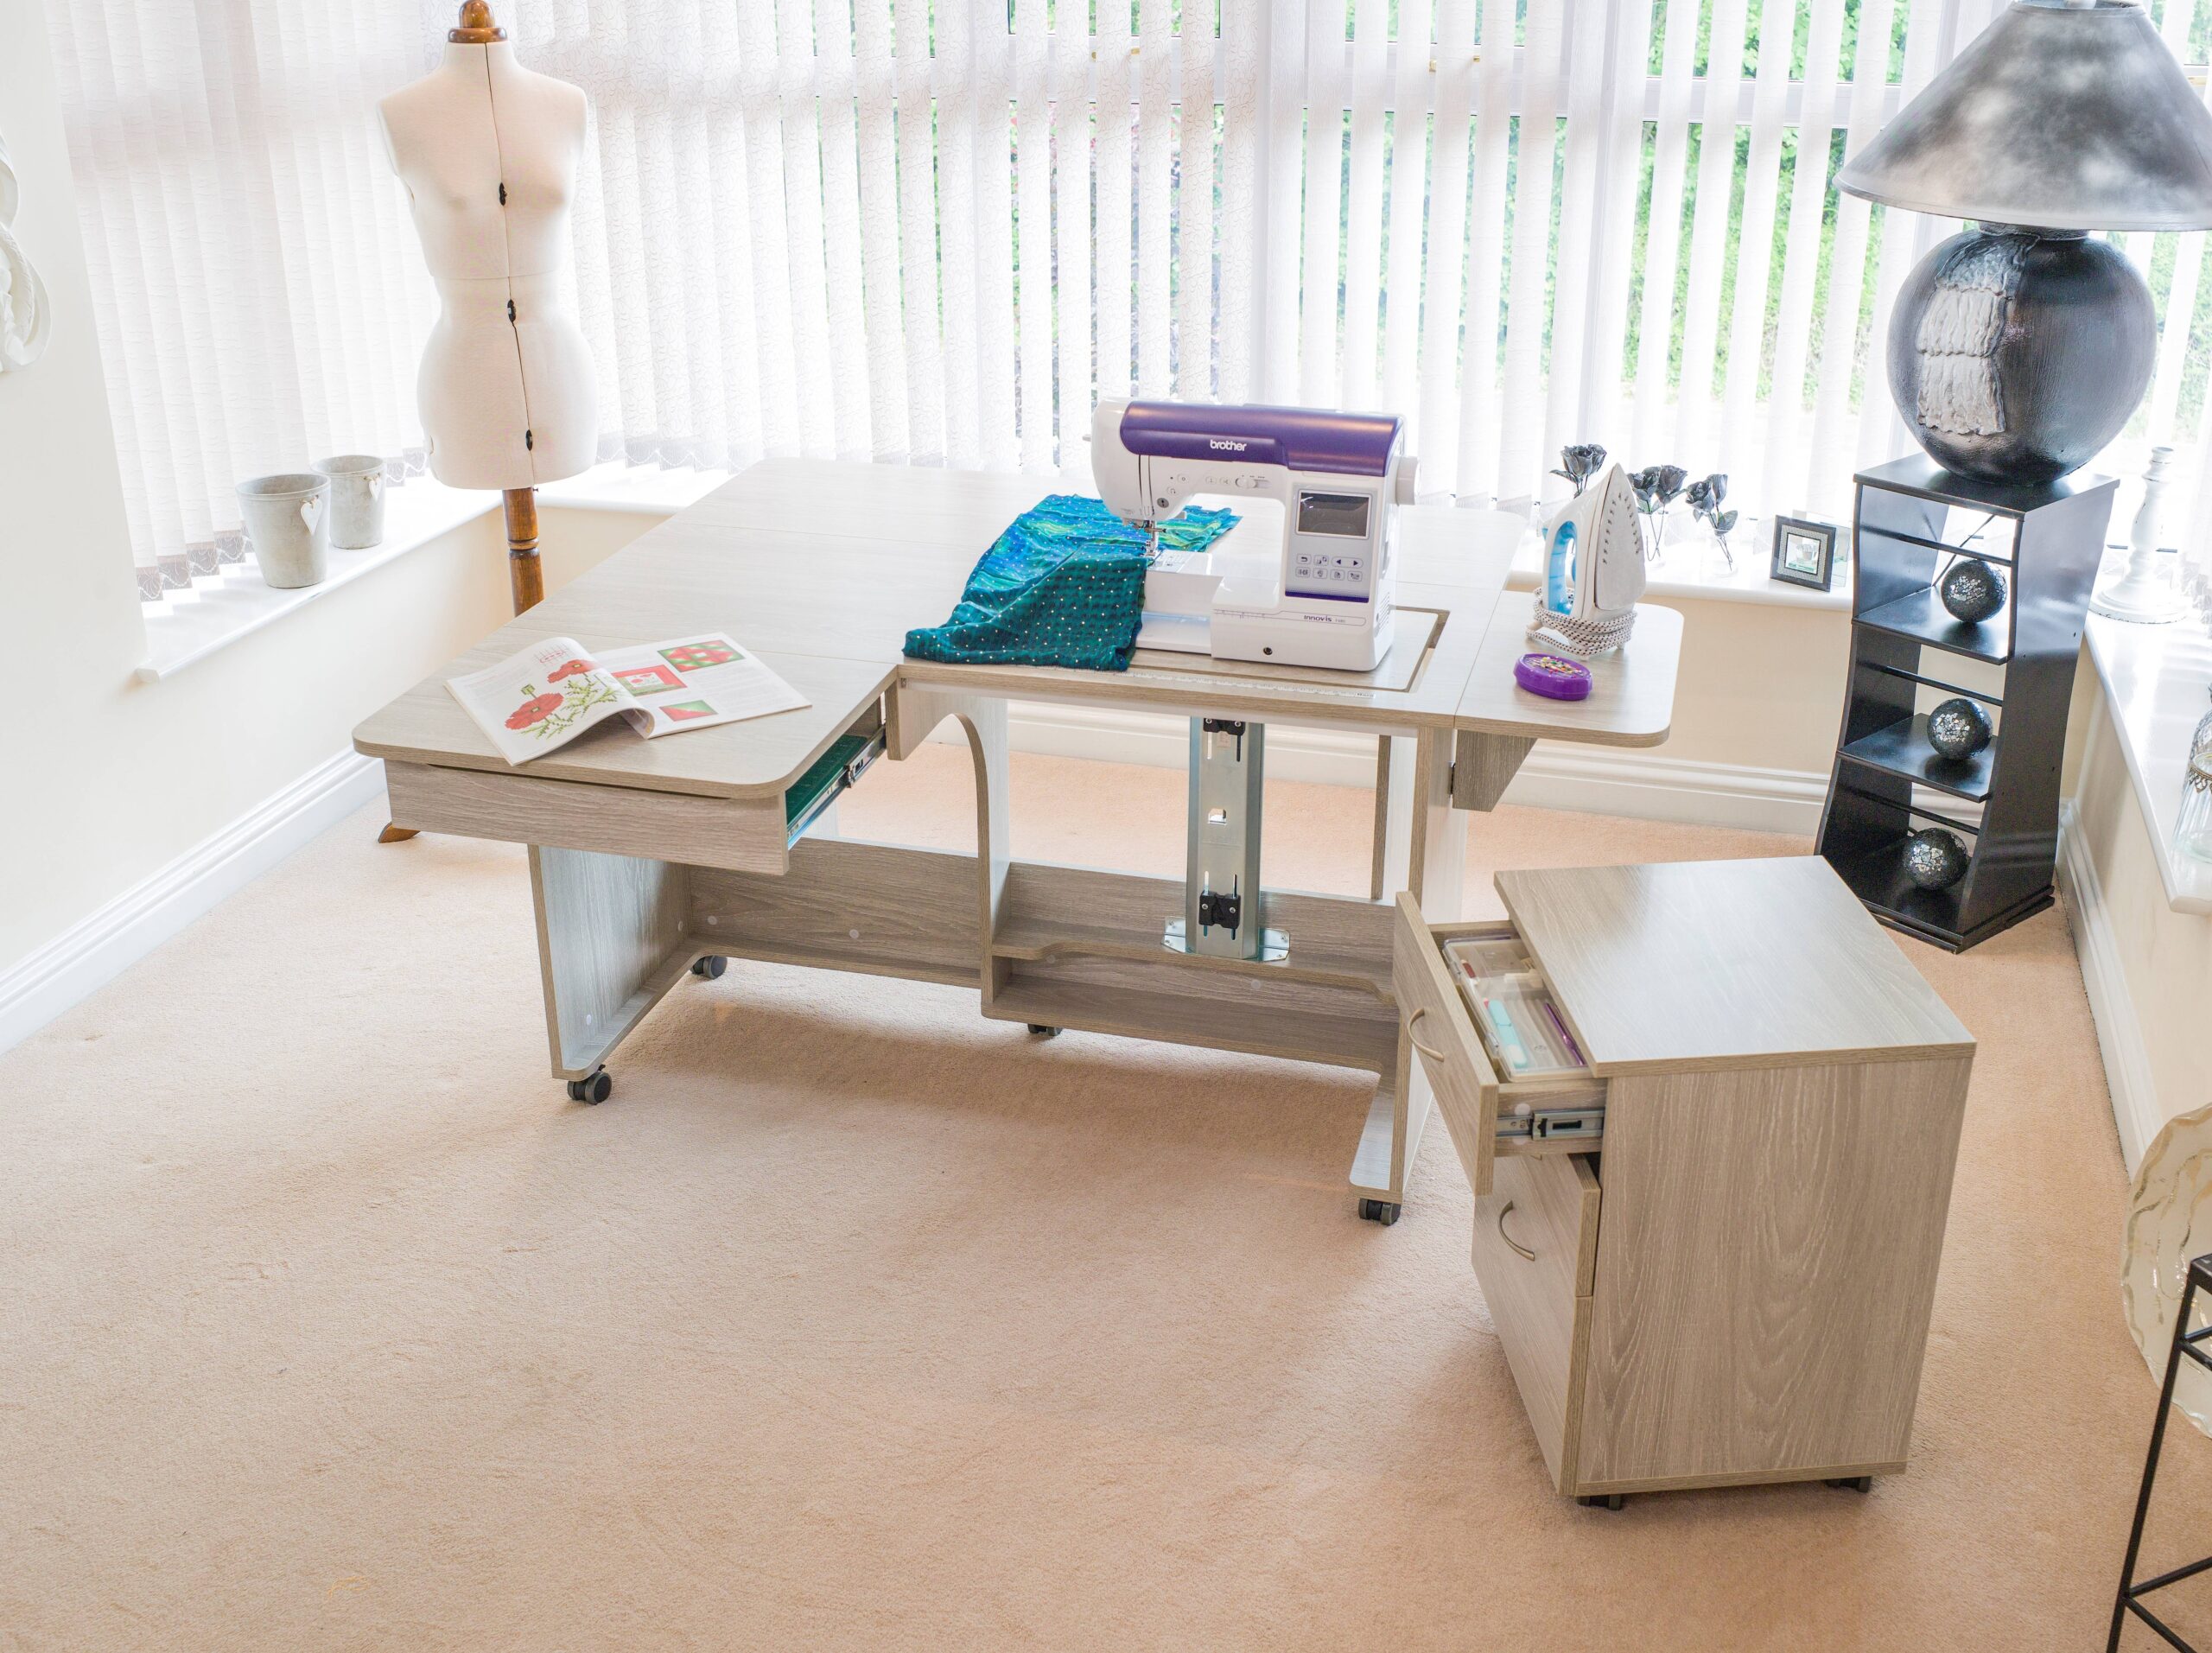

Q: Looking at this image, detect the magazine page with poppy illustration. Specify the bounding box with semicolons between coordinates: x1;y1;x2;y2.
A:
444;634;645;765
590;632;809;738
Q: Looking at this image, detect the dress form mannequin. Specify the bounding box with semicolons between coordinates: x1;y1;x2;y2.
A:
378;1;595;614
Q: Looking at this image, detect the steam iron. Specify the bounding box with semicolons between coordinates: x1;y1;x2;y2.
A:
1528;462;1645;658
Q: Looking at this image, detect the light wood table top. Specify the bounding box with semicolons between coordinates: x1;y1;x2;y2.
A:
1498;857;1974;1075
355;458;1681;797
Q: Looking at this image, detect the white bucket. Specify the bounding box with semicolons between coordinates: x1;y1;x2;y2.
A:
238;473;331;588
315;454;386;550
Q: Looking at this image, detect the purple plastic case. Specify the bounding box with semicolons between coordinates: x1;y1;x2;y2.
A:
1514;652;1593;701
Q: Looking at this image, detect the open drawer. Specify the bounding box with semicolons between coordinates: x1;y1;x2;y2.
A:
1391;893;1606;1196
385;702;885;876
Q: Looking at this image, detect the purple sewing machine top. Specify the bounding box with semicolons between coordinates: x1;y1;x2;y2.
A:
1119;400;1402;478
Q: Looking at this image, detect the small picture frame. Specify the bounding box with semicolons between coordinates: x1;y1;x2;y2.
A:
1770;514;1839;592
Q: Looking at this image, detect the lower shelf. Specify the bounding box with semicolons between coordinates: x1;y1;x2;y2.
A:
990;912;1391;1000
1826;839;2052;952
986;976;1399;1073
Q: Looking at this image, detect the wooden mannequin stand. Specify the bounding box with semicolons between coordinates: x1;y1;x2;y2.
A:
505;486;543;611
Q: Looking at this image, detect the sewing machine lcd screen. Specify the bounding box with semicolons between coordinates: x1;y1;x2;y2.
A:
1296;492;1370;538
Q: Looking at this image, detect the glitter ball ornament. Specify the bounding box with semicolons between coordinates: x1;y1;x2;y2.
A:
1940;557;2006;624
1903;827;1971;891
1925;696;1994;761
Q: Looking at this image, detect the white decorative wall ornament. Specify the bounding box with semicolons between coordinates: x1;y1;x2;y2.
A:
0;134;52;372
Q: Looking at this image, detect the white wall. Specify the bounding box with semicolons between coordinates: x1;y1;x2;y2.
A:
0;15;631;991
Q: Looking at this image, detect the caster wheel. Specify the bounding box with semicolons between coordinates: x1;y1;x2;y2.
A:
690;955;727;979
1825;1476;1872;1494
1578;1494;1626;1510
1026;1023;1061;1037
566;1070;612;1105
1357;1198;1402;1226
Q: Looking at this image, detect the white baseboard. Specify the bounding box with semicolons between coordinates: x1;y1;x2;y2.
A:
949;703;1827;836
0;748;384;1057
2057;799;2162;1174
1507;747;1826;836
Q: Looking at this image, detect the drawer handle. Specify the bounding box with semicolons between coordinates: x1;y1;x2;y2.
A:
1407;1008;1451;1065
1497;1200;1537;1262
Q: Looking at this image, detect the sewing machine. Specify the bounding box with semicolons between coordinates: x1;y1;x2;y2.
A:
1090;397;1416;671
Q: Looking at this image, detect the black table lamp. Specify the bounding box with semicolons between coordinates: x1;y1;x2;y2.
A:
1838;0;2212;484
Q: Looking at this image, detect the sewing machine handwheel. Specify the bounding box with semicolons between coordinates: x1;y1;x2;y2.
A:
1579;1494;1627;1511
690;954;727;979
1026;1023;1061;1037
1825;1476;1872;1494
1358;1198;1402;1226
566;1069;612;1105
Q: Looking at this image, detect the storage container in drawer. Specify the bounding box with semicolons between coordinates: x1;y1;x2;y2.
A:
1471;1151;1600;1491
1392;895;1606;1196
1442;931;1591;1081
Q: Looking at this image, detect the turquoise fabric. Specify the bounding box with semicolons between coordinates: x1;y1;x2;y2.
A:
903;493;1239;671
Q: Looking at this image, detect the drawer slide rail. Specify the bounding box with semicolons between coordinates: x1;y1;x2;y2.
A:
1497;1106;1607;1143
784;730;887;845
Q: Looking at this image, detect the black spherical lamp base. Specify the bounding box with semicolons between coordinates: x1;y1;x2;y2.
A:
1886;229;2153;485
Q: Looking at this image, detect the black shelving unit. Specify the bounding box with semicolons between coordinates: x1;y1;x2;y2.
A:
1815;455;2115;952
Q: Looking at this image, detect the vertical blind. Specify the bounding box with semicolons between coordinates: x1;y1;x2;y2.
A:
48;0;437;599
48;0;2212;603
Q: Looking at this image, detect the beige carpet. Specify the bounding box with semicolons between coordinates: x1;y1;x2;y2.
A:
3;746;2207;1650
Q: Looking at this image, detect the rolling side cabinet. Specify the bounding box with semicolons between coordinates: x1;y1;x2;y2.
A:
1816;455;2115;951
1395;858;1974;1504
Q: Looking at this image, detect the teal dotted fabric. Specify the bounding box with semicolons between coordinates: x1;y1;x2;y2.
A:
904;493;1240;672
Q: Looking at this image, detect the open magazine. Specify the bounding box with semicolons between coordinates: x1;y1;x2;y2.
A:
449;632;810;765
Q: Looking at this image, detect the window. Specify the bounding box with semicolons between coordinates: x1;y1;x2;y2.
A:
51;0;2212;601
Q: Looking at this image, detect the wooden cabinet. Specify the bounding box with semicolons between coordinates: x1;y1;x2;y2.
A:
1397;857;1975;1500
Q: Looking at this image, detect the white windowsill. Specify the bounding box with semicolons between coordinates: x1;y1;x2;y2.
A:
134;482;498;682
2085;611;2212;917
537;461;734;513
1504;512;1853;611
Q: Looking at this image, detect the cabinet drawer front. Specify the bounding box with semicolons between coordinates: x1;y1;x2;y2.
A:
1395;898;1610;1192
1471;1152;1601;1491
1393;893;1501;1195
387;760;790;874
